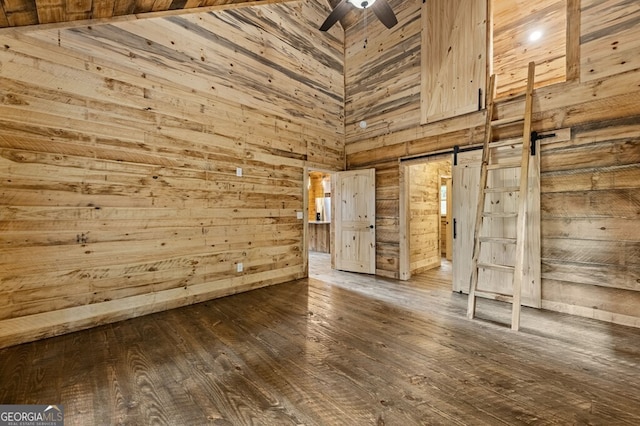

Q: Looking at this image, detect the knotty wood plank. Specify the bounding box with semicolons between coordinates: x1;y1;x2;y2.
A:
541;163;640;192
580;0;640;82
493;0;567;97
542;217;640;241
541;188;639;218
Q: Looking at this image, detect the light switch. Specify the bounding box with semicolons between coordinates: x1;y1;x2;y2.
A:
237;262;243;272
296;211;303;220
236;167;242;177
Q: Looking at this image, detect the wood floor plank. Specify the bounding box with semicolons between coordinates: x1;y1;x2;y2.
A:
0;251;639;425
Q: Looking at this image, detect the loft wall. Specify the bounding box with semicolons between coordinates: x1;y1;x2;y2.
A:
0;1;345;348
493;0;568;97
345;0;640;327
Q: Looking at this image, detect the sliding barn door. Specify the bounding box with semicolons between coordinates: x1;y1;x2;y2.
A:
421;0;487;123
452;149;541;308
334;169;376;274
452;150;482;293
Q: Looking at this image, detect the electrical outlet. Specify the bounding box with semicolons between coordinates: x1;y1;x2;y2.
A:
237;262;243;272
236;167;242;177
296;211;303;220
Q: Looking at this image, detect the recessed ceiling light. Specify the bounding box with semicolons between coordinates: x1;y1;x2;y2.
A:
529;30;543;42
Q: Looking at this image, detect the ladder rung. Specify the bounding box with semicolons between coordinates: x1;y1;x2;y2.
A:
477;262;515;273
491;116;524;127
479;237;517;244
482;212;517;218
486;163;521;170
484;186;520;193
474;290;514;303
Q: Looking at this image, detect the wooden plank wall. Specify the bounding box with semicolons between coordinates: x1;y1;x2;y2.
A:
344;0;422;146
0;1;345;348
539;117;640;324
493;0;567;97
580;0;640;82
407;159;450;274
345;0;640;326
408;163;440;273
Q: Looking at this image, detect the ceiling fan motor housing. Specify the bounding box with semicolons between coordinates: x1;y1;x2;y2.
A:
349;0;374;8
320;0;396;32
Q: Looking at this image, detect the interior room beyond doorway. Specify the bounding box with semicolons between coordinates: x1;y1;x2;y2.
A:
307;171;332;273
401;156;452;280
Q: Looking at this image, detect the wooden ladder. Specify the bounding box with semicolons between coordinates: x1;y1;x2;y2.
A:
467;61;536;331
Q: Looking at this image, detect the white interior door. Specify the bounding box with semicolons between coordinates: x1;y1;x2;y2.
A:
334;169;376;274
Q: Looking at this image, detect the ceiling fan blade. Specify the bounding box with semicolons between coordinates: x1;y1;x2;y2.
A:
320;0;351;32
371;0;398;29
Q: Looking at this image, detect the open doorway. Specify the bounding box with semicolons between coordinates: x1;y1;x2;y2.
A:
307;168;378;278
307;169;333;278
399;155;452;281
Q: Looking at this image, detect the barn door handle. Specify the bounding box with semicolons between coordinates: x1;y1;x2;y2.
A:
453;218;457;239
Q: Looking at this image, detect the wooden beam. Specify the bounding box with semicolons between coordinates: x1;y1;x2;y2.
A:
566;0;581;81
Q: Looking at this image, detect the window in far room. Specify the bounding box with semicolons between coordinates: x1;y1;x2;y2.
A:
440;184;447;216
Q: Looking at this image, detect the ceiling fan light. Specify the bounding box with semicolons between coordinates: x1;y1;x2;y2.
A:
348;0;377;9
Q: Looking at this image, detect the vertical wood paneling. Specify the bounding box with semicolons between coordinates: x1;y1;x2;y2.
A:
421;0;487;123
0;1;344;348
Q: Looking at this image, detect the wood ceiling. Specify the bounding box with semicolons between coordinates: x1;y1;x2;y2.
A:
0;0;289;28
0;0;354;29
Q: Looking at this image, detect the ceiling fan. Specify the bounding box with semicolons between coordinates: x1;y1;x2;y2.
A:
319;0;398;32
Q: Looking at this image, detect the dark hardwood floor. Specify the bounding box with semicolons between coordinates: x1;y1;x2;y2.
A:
1;252;639;425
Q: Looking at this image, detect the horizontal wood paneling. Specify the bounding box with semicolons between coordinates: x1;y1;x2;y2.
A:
344;0;422;145
540;119;640;300
407;159;450;275
408;163;440;273
0;1;344;348
493;0;567;97
374;163;400;277
580;0;640;82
